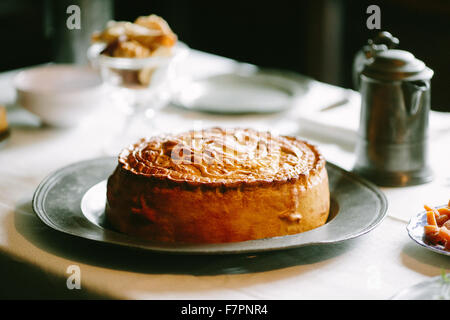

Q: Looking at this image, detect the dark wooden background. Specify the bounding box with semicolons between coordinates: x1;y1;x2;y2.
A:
1;0;449;111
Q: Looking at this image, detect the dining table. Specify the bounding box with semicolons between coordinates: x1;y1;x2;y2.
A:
0;48;449;300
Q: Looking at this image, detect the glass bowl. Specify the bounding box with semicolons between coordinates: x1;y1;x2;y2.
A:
87;41;189;153
88;42;188;90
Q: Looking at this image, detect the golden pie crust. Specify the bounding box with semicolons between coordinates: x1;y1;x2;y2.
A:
106;128;330;243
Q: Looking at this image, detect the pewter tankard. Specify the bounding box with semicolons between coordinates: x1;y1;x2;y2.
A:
353;33;434;187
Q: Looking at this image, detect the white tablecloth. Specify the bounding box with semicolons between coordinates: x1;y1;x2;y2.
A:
0;50;449;299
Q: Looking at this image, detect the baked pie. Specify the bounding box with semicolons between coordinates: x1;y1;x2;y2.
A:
106;128;330;243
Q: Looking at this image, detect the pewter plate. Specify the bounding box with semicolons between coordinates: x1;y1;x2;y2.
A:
407;206;450;256
32;157;387;255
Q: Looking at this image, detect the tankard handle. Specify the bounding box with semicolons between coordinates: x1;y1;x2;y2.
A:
402;80;429;116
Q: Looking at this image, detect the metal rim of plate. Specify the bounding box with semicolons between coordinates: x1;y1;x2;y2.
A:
406;207;450;256
33;157;388;255
171;65;313;114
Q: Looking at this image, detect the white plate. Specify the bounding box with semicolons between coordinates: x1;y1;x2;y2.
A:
171;67;311;114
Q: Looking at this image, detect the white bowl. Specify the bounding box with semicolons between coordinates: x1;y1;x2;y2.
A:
14;64;105;127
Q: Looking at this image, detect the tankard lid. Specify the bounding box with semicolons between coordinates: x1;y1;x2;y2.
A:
363;49;433;81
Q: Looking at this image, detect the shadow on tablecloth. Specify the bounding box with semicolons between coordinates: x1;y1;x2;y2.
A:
401;242;450;275
0;253;105;299
13;199;356;276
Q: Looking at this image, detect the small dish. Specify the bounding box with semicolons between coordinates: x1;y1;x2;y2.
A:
407;206;450;256
32;157;387;255
14;64;105;127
